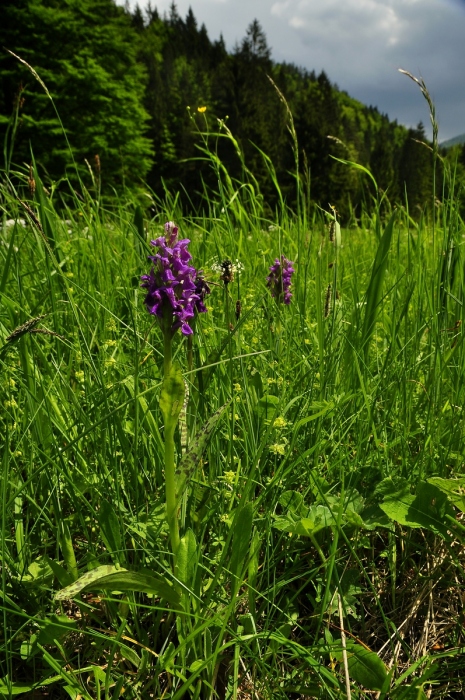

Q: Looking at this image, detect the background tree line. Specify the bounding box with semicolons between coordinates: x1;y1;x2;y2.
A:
0;0;459;218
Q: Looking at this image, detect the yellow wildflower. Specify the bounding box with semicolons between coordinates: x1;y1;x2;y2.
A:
273;416;288;429
270;443;286;456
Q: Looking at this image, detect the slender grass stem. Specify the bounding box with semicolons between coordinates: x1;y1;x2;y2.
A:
163;330;180;563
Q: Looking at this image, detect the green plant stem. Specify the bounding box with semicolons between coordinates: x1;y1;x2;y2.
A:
163;327;173;377
163;329;180;562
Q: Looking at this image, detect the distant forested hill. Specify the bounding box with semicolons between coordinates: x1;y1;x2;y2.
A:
0;0;444;216
441;133;465;149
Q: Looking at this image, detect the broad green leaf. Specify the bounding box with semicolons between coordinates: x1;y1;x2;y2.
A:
20;557;53;585
79;570;181;605
176;400;231;496
294;505;335;535
189;659;204;673
230;502;253;591
333;641;388;690
358;505;393;530
54;565;181;606
272;515;296;532
119;643;141;668
54;564;122;599
159;363;185;434
20;634;37;661
274;505;334;537
309;472;332;499
60;518;78;582
380;481;455;538
255;394;279;419
427;476;465;511
344;509;366;528
279;490;305;515
177;528;197;588
375;476;411;501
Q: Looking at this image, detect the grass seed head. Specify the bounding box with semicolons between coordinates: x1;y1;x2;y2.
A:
324;283;332;318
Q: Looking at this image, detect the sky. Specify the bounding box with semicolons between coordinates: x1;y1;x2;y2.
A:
119;0;465;142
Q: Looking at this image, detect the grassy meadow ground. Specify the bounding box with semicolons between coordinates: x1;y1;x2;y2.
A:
1;150;465;699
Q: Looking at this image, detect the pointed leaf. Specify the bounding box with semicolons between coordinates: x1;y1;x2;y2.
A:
255;394;279;419
54;565;182;606
177;528;197;588
427;476;465;511
294;505;335;535
43;557;74;587
54;564;122;599
380;481;455;538
0;680;45;696
358;505;394;531
333;641;388;690
279;490;305;515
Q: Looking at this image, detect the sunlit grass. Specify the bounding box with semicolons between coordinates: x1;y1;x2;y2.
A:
1;139;465;699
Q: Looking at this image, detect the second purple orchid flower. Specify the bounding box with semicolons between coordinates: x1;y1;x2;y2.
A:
266;255;295;305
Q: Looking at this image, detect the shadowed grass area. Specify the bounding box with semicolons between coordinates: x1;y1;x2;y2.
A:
1;114;465;699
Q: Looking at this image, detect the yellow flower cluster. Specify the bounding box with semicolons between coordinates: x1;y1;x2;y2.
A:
273;416;288;429
269;443;286;455
223;470;236;485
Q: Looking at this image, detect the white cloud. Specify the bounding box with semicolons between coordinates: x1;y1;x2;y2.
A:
289;15;306;29
271;1;291;18
263;0;465;138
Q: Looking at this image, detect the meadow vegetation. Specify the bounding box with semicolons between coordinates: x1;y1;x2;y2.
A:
1;38;465;700
1;159;465;699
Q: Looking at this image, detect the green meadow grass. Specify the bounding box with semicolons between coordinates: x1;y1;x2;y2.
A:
1;140;465;699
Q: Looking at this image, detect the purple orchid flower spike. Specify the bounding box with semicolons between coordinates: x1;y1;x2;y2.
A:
141;222;210;335
266;255;295;305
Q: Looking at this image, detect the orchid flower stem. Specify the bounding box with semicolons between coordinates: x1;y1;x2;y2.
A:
163;330;180;565
163;327;172;377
